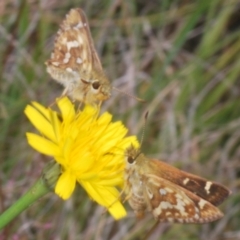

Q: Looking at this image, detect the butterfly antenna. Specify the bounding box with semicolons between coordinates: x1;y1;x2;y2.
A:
112;87;145;103
140;111;149;148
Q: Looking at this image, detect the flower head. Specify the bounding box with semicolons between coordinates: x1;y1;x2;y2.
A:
24;97;139;219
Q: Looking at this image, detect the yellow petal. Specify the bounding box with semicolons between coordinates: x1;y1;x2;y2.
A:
55;156;67;165
55;171;76;200
62;134;74;159
48;110;61;143
96;178;123;186
24;105;56;142
108;200;127;220
83;105;98;116
26;133;61;156
72;151;95;172
81;182;126;219
57;97;75;123
31;101;51;121
97;111;112;125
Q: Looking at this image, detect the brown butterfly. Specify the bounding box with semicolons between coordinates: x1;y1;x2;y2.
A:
45;8;111;105
124;145;231;223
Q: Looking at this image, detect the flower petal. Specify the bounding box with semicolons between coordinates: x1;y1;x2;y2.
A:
49;110;62;143
24;105;56;142
108;200;127;220
55;171;76;200
81;181;126;219
57;97;75;123
31;101;51;120
26;133;61;156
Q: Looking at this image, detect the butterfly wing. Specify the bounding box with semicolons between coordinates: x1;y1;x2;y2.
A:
46;8;103;86
74;8;103;72
149;159;230;206
142;173;224;223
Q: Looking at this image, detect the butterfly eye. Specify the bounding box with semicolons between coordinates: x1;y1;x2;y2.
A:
127;156;135;164
92;81;100;90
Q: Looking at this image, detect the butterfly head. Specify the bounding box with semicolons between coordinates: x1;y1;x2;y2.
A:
81;71;111;104
125;145;144;170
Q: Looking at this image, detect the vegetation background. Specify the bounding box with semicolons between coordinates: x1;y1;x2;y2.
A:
0;0;239;239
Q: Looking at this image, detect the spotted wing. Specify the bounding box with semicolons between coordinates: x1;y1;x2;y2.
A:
142;174;223;223
45;8;103;85
72;8;103;72
149;159;230;206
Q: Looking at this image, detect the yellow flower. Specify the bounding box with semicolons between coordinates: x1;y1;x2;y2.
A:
24;97;139;220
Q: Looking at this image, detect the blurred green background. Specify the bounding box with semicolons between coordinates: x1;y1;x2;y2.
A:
0;0;239;239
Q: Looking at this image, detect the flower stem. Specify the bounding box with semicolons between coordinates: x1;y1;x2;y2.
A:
0;161;60;229
0;177;50;229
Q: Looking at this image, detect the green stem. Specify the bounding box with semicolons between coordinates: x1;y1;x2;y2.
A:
0;177;50;229
0;161;60;229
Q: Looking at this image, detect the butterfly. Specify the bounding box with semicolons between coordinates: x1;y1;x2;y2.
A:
124;145;231;223
45;8;111;105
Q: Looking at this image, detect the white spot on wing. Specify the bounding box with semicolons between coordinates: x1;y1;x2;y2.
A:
166;212;171;216
76;57;83;64
194;213;199;219
183;178;190;185
161;201;173;209
60;37;67;45
175;193;183;199
65;52;71;58
67;40;80;51
66;67;73;72
52;62;60;66
204;181;212;194
159;188;167;195
73;22;84;29
153;201;173;217
198;199;206;209
195;207;199;213
175;198;187;216
63;52;71;64
63;58;69;64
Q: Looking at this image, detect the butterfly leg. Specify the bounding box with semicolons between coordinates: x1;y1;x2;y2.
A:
100;189;127;217
48;87;69;107
107;188;130;210
77;102;83;111
97;101;103;108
